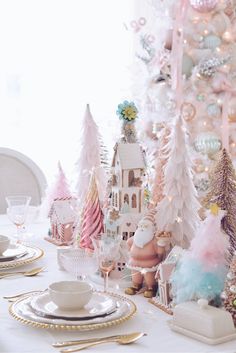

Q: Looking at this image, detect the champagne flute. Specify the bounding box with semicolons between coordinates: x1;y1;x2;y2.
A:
5;196;31;242
93;234;122;292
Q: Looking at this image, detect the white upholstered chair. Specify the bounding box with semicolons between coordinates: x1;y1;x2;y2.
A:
0;147;47;214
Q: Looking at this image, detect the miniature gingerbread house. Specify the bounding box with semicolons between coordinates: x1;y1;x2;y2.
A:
109;142;146;240
47;197;77;245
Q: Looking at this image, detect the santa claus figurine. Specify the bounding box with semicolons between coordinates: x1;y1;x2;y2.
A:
125;210;169;298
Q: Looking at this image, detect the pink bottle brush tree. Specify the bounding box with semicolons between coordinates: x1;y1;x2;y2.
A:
171;204;229;306
79;170;104;250
44;161;73;214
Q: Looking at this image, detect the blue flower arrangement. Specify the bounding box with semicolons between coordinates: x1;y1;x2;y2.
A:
116;101;138;122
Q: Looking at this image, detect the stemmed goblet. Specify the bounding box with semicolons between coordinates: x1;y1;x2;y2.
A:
5;195;31;242
92;234;122;292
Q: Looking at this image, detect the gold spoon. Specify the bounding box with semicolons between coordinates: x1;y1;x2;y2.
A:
0;267;44;278
60;332;147;353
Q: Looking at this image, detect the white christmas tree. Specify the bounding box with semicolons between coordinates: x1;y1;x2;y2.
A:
156;114;200;248
75;104;107;206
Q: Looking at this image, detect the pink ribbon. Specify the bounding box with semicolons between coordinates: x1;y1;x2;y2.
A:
171;0;188;110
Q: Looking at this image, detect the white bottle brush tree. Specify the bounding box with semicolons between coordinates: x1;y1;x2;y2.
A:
156;114;200;248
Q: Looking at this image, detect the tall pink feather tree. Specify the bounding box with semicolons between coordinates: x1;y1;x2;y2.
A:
75;104;107;207
44;161;73;214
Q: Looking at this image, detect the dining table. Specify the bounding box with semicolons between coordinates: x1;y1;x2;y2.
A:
0;214;235;353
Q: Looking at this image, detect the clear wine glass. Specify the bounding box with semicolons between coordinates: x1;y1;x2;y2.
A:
92;234;122;292
5;195;31;242
61;248;98;281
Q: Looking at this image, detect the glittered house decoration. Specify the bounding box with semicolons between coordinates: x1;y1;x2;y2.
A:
110;142;146;240
47;197;77;245
150;246;184;315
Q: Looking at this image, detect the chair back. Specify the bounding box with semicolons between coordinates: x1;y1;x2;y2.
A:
0;147;47;214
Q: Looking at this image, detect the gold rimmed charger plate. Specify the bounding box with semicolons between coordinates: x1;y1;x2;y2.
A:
0;245;44;269
9;291;137;331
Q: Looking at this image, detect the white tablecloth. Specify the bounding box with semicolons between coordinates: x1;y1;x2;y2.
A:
0;215;235;353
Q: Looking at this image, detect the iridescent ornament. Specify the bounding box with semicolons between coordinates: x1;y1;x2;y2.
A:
207;103;221;118
211;13;228;35
190;0;217;13
230;285;236;294
194;159;205;173
227;271;236;281
198;56;229;78
211;72;230;94
194;132;222;156
203;35;221;50
181;102;196;122
195;177;210;192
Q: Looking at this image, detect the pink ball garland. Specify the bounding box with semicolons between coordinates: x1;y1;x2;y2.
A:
189;0;217;13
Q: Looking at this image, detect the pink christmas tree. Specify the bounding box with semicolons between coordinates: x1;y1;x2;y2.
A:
44;161;73;214
79;171;104;250
75;104;107;207
171;204;229;305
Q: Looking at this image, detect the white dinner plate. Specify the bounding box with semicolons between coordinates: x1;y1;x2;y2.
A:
0;245;44;269
0;243;28;261
10;291;136;330
30;291;117;319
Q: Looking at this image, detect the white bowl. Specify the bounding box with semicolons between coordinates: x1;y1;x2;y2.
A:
0;235;10;255
48;281;93;310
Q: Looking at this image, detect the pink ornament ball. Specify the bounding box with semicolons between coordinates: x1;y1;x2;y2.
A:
190;0;217;13
211;72;229;94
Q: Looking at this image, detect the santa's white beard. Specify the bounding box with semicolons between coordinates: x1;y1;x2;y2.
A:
133;227;154;248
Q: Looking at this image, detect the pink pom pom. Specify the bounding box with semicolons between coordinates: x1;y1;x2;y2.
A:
190;210;229;270
190;0;217;13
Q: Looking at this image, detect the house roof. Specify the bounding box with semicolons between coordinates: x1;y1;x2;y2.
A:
48;198;77;224
112;143;146;170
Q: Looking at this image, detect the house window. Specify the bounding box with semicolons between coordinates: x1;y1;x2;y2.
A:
124;194;129;204
112;192;115;206
128;170;135;186
129;232;135;238
122;232;128;240
117;262;126;271
115;193;118;207
132;194;137;208
112;175;117;186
